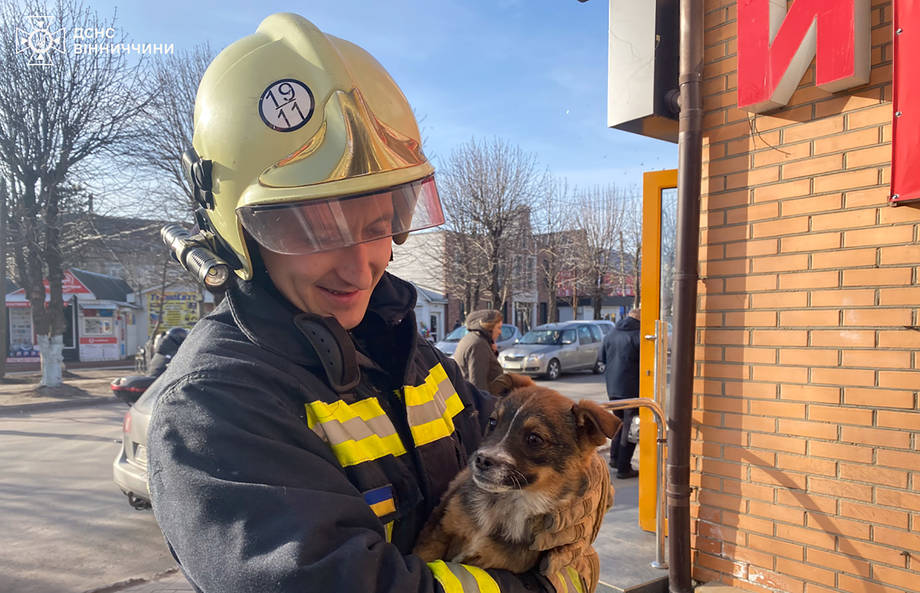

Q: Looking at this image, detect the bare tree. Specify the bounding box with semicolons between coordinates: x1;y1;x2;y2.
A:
0;0;149;385
572;185;630;319
532;177;577;324
438;138;547;315
657;187;678;319
620;194;643;309
127;43;213;218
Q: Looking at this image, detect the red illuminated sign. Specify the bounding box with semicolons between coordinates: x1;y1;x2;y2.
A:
738;1;919;204
737;0;870;113
891;0;920;204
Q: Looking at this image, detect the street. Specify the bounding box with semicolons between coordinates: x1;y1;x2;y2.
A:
0;371;651;593
0;403;176;593
538;369;609;405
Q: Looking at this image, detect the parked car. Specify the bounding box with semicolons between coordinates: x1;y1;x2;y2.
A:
113;383;161;509
585;319;616;335
111;327;187;406
497;321;605;380
434;323;522;356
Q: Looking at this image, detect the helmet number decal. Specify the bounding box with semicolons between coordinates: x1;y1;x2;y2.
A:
259;79;315;132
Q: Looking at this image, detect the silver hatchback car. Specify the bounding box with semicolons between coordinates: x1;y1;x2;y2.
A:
497;321;605;380
112;384;159;509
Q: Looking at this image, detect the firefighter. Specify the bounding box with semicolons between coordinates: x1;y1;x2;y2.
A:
146;13;607;593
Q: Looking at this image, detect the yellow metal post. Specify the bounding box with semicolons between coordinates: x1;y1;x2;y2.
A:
638;169;677;532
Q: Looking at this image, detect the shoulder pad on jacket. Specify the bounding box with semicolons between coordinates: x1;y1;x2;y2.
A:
293;314;361;394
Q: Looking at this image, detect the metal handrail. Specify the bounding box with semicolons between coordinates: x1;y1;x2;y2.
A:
599;397;668;570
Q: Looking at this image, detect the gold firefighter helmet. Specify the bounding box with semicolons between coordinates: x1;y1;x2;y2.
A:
187;12;443;279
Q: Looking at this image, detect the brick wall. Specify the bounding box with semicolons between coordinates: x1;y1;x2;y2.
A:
693;1;920;592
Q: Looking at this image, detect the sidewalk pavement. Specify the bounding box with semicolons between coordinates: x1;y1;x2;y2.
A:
0;365;132;415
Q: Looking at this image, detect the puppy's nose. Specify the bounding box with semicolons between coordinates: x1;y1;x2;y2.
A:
474;452;495;471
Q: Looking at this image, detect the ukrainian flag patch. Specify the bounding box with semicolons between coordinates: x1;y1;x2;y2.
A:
363;485;396;522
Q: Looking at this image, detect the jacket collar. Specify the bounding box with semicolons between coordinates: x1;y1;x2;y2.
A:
615;316;640;331
470;328;493;343
226;271;417;369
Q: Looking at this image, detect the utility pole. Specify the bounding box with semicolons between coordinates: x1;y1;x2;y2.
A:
0;178;8;379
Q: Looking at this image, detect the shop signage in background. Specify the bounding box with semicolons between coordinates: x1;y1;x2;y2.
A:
7;307;39;361
147;291;200;335
737;0;920;204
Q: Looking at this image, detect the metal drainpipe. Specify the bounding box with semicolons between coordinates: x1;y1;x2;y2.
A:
668;0;703;592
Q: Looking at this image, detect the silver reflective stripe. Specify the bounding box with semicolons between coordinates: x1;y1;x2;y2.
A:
451;564;482;593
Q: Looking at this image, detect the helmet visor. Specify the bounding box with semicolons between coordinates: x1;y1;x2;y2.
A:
238;176;444;255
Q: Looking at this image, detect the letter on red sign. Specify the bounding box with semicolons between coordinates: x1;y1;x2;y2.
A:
738;0;870;113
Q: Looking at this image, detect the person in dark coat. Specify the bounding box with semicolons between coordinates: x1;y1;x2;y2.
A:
598;308;641;479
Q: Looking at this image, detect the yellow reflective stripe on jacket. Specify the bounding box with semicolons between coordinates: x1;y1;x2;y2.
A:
463;564;501;593
566;566;585;593
426;560;500;593
552;567;584;593
305;398;407;467
404;363;464;447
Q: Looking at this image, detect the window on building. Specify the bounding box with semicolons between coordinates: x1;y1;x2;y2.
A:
83;317;113;336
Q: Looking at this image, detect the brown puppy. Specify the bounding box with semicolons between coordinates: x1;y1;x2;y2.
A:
413;385;620;573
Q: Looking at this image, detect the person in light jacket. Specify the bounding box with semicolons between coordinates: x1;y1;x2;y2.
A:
452;310;531;396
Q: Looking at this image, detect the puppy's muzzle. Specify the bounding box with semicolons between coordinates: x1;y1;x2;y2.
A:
471;452;527;492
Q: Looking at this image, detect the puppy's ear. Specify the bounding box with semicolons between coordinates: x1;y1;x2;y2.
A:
573;400;621;447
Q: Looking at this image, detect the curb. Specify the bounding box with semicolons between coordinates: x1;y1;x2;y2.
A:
82;568;181;593
0;396;124;416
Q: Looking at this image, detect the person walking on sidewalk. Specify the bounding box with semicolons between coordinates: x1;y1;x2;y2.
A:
145;13;608;593
599;308;641;479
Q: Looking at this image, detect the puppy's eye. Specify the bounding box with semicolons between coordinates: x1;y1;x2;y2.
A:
488;417;497;429
526;433;544;446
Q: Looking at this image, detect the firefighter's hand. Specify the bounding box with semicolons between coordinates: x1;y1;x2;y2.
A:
543;545;600;593
488;373;534;397
531;453;613;552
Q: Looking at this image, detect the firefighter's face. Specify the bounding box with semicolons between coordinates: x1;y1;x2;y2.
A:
259;236;391;330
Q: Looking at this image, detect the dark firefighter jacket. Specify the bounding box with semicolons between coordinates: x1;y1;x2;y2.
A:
599;315;641;399
146;272;558;593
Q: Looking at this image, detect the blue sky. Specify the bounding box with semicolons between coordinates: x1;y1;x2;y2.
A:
89;0;676;192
